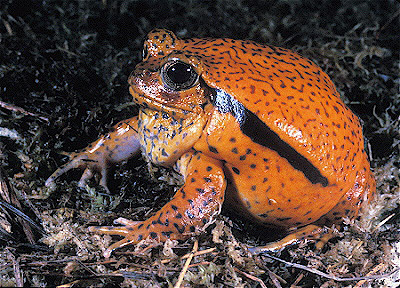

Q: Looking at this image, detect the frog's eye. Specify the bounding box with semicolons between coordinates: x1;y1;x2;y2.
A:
161;60;199;91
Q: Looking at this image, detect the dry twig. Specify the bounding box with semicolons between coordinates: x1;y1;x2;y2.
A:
234;267;268;288
266;267;283;288
262;253;398;282
7;249;23;287
353;263;387;288
174;240;198;288
159;247;217;264
0;100;49;122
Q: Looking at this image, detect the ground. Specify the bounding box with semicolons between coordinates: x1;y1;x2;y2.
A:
0;0;399;287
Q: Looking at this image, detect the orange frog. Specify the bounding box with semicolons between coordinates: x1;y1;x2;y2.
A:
46;29;375;257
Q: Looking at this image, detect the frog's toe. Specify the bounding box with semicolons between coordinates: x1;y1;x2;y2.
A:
97;166;109;192
89;221;152;257
89;219;144;236
45;152;113;192
77;167;95;187
113;217;142;226
248;225;334;254
89;224;138;236
76;166;111;193
45;159;81;187
103;238;135;258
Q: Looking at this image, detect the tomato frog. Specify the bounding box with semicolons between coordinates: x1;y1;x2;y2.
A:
46;29;375;257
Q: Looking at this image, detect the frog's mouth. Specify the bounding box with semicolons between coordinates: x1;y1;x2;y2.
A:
128;85;193;116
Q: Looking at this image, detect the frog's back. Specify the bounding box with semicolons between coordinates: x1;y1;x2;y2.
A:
182;37;373;227
183;38;361;177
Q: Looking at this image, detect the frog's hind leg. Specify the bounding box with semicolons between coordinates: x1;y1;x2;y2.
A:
249;160;376;255
318;167;376;227
248;224;335;254
89;151;227;258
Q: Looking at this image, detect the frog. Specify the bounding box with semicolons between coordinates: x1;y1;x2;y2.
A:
46;29;376;258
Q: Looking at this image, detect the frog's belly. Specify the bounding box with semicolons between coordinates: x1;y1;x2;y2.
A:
223;152;348;228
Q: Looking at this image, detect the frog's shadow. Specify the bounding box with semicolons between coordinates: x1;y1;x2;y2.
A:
221;205;287;245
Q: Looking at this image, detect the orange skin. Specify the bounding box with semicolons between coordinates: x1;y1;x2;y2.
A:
46;29;375;257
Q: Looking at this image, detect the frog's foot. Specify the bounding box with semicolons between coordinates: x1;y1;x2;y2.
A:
89;152;227;258
89;218;144;258
248;224;335;254
45;151;110;192
45;117;140;193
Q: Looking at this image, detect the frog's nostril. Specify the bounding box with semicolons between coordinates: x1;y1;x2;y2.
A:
128;69;149;85
137;69;151;77
128;74;139;86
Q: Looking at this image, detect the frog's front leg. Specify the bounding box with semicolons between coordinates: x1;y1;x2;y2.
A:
45;117;140;192
89;151;226;258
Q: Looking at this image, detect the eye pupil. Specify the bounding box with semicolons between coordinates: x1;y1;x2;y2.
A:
162;61;198;91
167;63;192;84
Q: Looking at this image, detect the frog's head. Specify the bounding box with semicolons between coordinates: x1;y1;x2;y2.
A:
128;29;210;117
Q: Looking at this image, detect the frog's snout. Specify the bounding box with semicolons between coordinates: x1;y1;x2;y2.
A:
128;67;150;87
